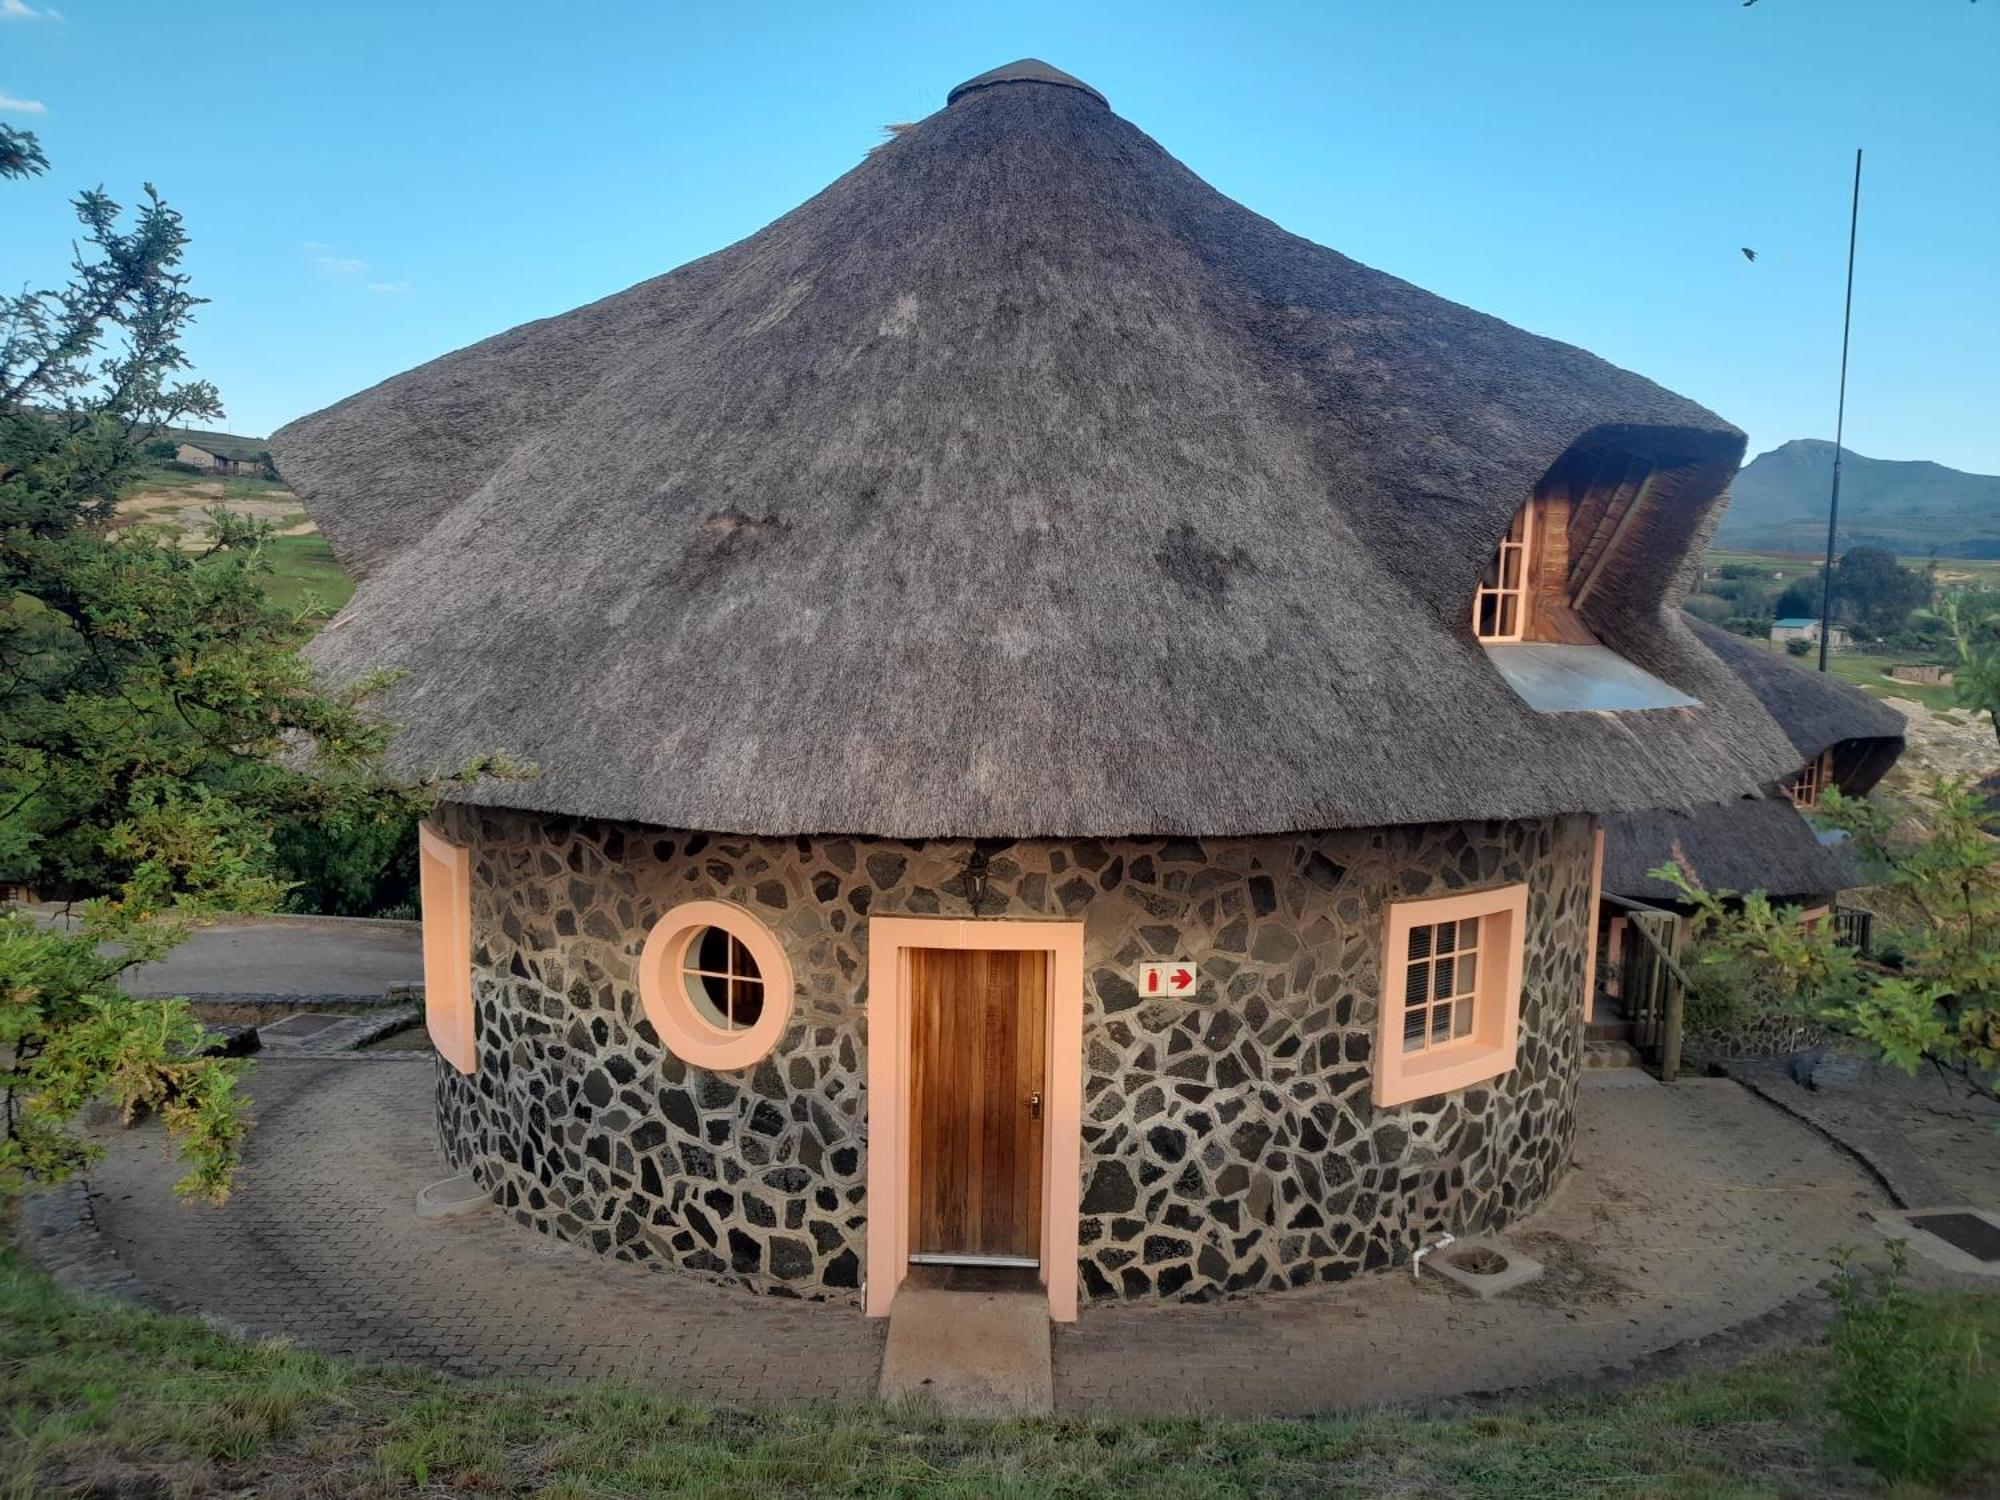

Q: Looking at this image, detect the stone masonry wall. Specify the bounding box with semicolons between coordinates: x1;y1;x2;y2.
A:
434;806;1596;1306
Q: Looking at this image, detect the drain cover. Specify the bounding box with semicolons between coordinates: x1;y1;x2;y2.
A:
259;1013;347;1040
1909;1211;2000;1263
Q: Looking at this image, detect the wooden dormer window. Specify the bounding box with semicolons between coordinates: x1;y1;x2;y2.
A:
1785;749;1834;808
1473;501;1535;643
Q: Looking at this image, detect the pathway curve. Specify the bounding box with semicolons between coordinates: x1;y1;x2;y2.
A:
39;1063;1883;1414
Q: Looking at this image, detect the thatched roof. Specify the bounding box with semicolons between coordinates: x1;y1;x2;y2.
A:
1604;797;1860;905
1686;618;1905;794
1604;619;1906;903
272;60;1805;839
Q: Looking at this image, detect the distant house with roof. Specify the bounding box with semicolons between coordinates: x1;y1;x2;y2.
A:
1769;616;1849;650
170;430;274;478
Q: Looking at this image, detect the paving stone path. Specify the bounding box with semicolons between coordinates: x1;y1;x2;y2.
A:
39;1062;1886;1414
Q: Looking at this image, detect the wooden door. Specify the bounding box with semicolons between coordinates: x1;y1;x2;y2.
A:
908;947;1047;1263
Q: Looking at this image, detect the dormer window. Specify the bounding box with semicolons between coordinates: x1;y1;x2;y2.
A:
1473;500;1536;643
1785;749;1834;808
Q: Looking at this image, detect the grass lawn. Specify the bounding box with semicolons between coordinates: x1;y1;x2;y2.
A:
258;531;355;618
2;1245;1995;1498
1733;635;1965;712
124;461;291;503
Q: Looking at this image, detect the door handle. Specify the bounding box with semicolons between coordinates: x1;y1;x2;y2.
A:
1027;1091;1042;1119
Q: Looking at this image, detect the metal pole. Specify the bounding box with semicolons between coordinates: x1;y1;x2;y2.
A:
1818;148;1862;673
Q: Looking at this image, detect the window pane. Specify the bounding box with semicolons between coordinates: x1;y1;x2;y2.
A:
686;966;732;1026
1431;1006;1452;1042
695;925;732;974
1453;998;1474;1038
1457;950;1477;994
1408;924;1433;961
1437;922;1457;955
1459;918;1480;952
1433;956;1455;1000
731;978;765;1029
1402;1005;1426;1052
1501;546;1521;589
1404;960;1430;1009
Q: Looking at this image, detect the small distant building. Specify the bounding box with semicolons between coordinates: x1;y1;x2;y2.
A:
1886;662;1953;687
1769;617;1849;650
174;436;273;478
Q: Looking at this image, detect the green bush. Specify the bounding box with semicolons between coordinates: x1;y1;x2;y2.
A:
1785;637;1813;657
1827;1243;1994;1483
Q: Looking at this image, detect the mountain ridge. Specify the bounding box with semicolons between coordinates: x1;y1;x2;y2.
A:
1718;440;2000;559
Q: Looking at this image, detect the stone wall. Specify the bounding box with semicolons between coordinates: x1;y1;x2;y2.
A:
434;805;1596;1305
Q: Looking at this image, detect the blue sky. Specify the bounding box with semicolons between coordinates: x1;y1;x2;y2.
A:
4;1;1996;472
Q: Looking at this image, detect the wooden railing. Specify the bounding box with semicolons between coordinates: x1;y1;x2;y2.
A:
1602;893;1693;1082
1832;904;1874;959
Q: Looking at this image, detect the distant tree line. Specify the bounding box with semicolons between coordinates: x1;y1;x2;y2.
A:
1686;546;1967;651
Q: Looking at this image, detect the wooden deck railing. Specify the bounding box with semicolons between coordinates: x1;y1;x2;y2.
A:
1601;892;1693;1083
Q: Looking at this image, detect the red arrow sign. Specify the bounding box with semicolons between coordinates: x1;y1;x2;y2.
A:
1170;968;1194;991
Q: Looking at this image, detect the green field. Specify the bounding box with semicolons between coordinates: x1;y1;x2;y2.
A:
1732;634;1960;711
1704;546;2000;593
258;531;355;618
125;459;293;504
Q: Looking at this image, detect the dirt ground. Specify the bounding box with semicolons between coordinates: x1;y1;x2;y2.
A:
1877;692;1996;790
116;480;312;547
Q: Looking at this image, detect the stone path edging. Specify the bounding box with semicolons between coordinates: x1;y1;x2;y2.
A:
1718;1062;1916;1208
22;1180;156;1309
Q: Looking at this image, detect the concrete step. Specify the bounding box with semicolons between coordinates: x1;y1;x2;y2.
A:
1582;1039;1643;1070
1584;1019;1632;1043
878;1276;1052;1417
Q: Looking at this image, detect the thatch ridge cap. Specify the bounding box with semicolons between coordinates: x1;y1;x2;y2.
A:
947;58;1107;107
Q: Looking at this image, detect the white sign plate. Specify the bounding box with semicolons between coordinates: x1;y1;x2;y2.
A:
1137;959;1198;999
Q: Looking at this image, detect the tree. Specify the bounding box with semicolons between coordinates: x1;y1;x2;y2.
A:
1773;580;1819;620
1656;777;1998;1103
1833;547;1929;636
0;128;496;1199
1947;595;2000;747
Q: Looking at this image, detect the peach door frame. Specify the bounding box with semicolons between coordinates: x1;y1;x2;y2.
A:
864;916;1085;1323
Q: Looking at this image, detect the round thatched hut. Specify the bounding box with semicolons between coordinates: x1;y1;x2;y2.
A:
273;60;1805;1320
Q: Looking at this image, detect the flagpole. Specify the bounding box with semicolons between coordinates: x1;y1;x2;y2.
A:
1818;148;1862;673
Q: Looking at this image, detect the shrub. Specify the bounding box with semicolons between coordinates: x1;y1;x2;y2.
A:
1827;1243;1994;1483
1785;637;1813;657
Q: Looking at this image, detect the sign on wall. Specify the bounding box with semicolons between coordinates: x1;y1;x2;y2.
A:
1137;959;1198;998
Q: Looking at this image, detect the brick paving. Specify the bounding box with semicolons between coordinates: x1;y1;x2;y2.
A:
38;1063;1887;1414
69;1058;883;1403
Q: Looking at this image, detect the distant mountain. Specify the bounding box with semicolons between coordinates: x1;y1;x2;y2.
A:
1717;440;2000;559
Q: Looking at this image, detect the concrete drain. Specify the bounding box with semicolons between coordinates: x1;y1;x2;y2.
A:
1872;1206;2000;1277
416;1174;491;1221
1423;1237;1545;1299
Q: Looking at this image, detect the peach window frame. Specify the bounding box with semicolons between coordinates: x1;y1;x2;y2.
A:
1373;883;1529;1108
637;900;796;1072
417;823;476;1075
1785;748;1835;809
1472;499;1536;644
864;916;1085;1323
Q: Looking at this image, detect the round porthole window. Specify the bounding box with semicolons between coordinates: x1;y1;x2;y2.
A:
637;900;793;1070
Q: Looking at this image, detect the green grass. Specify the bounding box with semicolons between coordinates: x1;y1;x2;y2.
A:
123;460;291;502
1704;547;2000;591
1732;634;1968;712
257;531;354;618
3;1243;1996;1498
